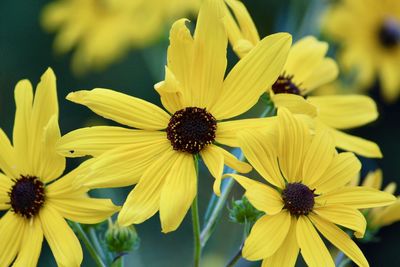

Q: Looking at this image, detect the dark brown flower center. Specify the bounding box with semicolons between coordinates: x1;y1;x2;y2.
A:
272;75;302;96
166;107;217;154
378;19;400;49
9;176;45;219
282;183;315;216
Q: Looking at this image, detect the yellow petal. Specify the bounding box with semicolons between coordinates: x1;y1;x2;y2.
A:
13;79;33;175
308;95;378;129
79;137;171;189
39;205;82;267
222;173;258;191
271;93;317;117
362;169;382;189
284;36;328;85
190;0;227;108
118;150;179;226
262;217;299;267
302;128;335;186
215;117;276;147
223;4;249;58
48;197;119;224
0;129;18;178
211;33;292;119
313;204;366;238
330;127;382;158
0;173;13;209
57;126;165;158
165;19;194;107
67;89;170;130
380;60;400;103
36;115;65;183
372;199;400;227
160;153;196;233
296;216;334;267
311;152;361;194
0;211;25;266
310;214;369;267
245;183;284;215
316;186;396;209
238;129;284;188
30;68;59;179
277;107;310;182
302;58;339;94
155;67;185;114
13;218;43;267
200;145;224;195
218;147;252;174
242;212;291;260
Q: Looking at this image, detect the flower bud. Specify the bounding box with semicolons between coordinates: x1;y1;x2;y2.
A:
105;220;140;253
229;196;264;225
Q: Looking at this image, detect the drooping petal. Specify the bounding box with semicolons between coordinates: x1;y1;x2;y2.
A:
310;214;369;267
200;145;224;195
330;127;382;158
13;79;33;175
77;137;171;189
313;204;366;238
238;129;284;188
211;33;292;119
118;150;179;226
66;88;170;130
0;211;25;266
316;186;396;209
39;205;82;267
296;216;334;267
271;93;317;117
302;128;335;186
0;129;18;178
48;197;119;224
13;217;43;267
262;217;299;267
57;126;165;158
311;152;361;194
190;0;227;108
302;58;339;94
0;173;13;209
215;117;276;147
242;212;291;260
155;67;185;114
308;95;378;129
218;147;252;174
160;153;196;233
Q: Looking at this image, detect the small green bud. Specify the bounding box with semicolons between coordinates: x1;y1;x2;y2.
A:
105;220;140;253
229;196;264;224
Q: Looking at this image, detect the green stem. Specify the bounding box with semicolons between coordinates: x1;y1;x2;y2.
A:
192;158;201;267
111;255;124;267
335;251;351;267
89;227;106;260
225;245;242;267
71;222;107;267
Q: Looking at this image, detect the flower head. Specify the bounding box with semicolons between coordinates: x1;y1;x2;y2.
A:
56;0;292;232
0;68;119;266
226;108;395;266
323;0;400;102
224;0;382;158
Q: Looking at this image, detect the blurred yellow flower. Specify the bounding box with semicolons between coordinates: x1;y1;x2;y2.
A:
41;0;200;74
0;68;119;266
352;169;400;230
226;108;395;267
324;0;400;102
224;0;382;158
56;0;292;233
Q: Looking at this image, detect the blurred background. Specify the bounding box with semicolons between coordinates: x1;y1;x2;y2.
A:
1;0;400;266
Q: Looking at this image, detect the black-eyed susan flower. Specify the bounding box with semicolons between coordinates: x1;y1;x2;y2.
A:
225;108;395;267
352;169;400;231
0;68;119;266
324;0;400;102
56;0;292;232
224;0;382;158
41;0;200;74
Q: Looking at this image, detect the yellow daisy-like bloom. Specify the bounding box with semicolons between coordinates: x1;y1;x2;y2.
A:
0;68;119;266
41;0;200;74
226;108;395;267
324;0;400;102
56;0;291;233
223;0;382;158
352;169;400;230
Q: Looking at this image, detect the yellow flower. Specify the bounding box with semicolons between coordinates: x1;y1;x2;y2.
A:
56;0;292;232
323;0;400;102
41;0;200;74
224;0;382;158
225;108;395;267
352;169;400;230
0;68;119;267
